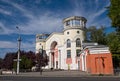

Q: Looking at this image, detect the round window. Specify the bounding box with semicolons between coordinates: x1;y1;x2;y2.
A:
67;32;69;34
77;31;79;34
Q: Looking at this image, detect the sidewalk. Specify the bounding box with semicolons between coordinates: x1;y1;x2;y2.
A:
1;70;89;77
1;70;119;77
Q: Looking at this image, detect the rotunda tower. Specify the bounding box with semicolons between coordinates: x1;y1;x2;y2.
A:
63;16;87;44
62;16;87;70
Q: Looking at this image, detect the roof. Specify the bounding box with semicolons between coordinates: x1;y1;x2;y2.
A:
45;32;63;41
80;43;110;54
62;16;87;23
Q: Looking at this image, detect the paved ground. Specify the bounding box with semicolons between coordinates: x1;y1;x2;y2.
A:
1;70;120;81
0;70;89;77
0;70;120;77
0;76;120;81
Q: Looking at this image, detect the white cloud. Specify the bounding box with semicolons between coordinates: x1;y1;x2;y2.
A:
1;0;63;35
20;13;62;34
10;3;34;19
1;0;34;19
0;40;35;49
21;42;35;49
0;9;12;15
0;22;14;34
0;0;112;58
70;0;110;27
0;41;17;48
0;40;35;58
87;9;106;26
0;0;111;35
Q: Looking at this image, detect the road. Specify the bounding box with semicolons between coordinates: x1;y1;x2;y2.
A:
0;76;120;81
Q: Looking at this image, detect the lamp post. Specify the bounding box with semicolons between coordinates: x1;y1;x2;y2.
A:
16;26;21;74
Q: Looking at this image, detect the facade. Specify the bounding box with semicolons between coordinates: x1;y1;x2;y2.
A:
80;43;113;75
35;16;113;74
36;16;87;70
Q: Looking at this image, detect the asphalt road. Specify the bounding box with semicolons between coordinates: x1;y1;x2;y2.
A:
0;76;120;81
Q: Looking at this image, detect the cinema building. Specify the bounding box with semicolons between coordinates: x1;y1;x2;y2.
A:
36;16;113;75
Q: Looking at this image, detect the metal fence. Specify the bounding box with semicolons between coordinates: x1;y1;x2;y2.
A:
114;68;120;76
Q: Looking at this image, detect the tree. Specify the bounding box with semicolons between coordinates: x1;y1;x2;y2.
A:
86;26;106;45
25;51;36;66
36;50;49;69
108;0;120;34
2;50;36;71
108;0;120;68
19;55;32;71
3;52;17;70
106;32;120;68
106;32;120;54
0;58;3;69
13;51;36;71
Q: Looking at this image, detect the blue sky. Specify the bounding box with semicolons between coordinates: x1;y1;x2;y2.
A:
0;0;114;58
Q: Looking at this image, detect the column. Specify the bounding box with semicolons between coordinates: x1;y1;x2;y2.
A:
59;50;61;69
84;21;86;27
73;20;75;26
80;20;82;26
49;52;52;68
82;21;84;27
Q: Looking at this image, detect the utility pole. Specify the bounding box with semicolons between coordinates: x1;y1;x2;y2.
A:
16;26;21;74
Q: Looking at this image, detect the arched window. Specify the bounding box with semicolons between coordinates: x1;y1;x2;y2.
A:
76;38;81;47
67;39;71;48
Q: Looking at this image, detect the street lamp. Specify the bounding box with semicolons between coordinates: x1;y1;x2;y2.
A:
16;26;21;74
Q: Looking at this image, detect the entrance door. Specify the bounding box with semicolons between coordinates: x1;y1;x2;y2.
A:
95;57;104;74
56;61;58;69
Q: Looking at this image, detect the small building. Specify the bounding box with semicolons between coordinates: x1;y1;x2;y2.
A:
79;43;114;75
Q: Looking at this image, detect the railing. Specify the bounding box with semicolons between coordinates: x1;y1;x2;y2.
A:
114;68;120;76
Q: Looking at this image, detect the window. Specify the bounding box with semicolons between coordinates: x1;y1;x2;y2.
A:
76;49;81;57
67;50;71;58
66;20;70;26
75;20;80;26
76;38;81;47
77;31;79;34
67;32;69;34
67;39;71;48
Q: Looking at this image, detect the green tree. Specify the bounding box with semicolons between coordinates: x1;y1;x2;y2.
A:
106;32;120;54
87;26;106;45
106;32;120;68
108;0;120;34
108;0;120;68
20;55;32;70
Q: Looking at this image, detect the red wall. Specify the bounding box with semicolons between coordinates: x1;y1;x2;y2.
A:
66;58;72;64
86;53;113;75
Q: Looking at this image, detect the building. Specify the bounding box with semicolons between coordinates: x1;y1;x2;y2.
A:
35;16;113;74
79;43;113;75
36;16;87;70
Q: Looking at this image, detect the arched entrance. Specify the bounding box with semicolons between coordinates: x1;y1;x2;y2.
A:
50;41;58;69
